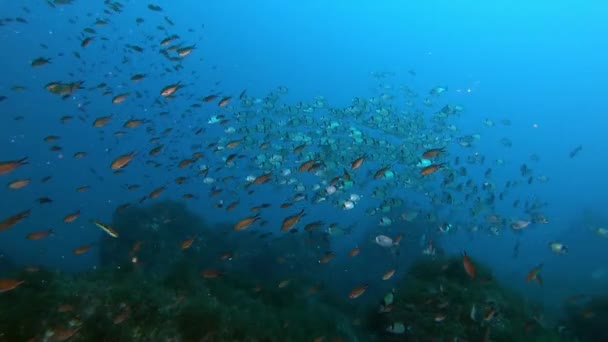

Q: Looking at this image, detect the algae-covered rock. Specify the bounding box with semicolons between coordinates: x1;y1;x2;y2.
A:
369;256;565;341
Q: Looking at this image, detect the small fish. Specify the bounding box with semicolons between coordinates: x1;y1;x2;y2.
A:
92;220;119;238
0;279;25;293
218;96;232;107
7;178;31;189
234;214;261;231
318;251;335;264
0;157;28;175
280;209;305;232
511;220;531;230
0;209;31;231
73;244;93;255
569;145;582;158
526;263;543;286
112;93;129;104
31;57;51;67
160;82;181;97
180;236;196;250
382;268;396;280
420;163;445;176
462;251;476;278
422;148;445;159
201;269;222;279
351;155;366;170
93;115;112;127
111;151;136;170
348;284;368;299
26;229;53;240
63;210;80;223
549;242;568;254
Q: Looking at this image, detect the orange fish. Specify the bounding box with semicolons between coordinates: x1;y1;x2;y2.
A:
130;241;142;256
226;140;242;149
63;210;80;223
148;186;166;199
526;264;543;285
93;115;112;127
298;159;316;172
123;119;145;128
113;307;131;324
73;244;93;255
218;96;232;107
180;236;196;250
111;151;136;170
382;268;396;280
348;247;361;258
8;178;31;189
160;82;181;97
351;155;366;170
0;278;25;293
373;166;391;179
0;157;28;175
253;172;272;184
422;148;445;159
112;93;129;104
0;209;31;231
348;284;368;299
234;214;261;231
201;269;222;279
462;251;476;278
281;209;305;231
421;163;446;176
26;229;53;240
318;251;335;264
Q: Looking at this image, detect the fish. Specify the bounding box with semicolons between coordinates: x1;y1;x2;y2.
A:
0;157;28;175
160;82;181;97
73;244;93;255
350;155;366;170
549;242;568;254
92;220;119;238
26;229;53;240
374;235;394;247
7;178;31;189
0;279;25;293
462;251;476;278
526;264;543;286
63;210;80;223
93;115;112;127
569;145;582;158
111;152;136;170
180;236;196;250
201;269;222;279
318;251;335;264
348;247;361;257
0;210;31;231
382;268;396;280
31;57;51;67
420;163;445;176
234;214;261;231
511;220;531;230
218;96;232;107
280;209;305;232
112;93;130;104
422;148;445;159
348;284;368;299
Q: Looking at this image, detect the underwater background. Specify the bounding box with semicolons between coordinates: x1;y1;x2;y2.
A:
1;0;607;341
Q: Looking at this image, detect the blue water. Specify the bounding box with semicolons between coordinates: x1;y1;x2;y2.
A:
1;0;607;325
